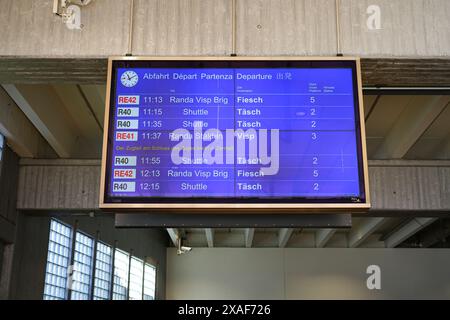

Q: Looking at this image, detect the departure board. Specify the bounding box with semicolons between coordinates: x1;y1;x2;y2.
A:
100;57;370;211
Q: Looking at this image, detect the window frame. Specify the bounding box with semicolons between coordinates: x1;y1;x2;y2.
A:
43;219;73;300
112;248;130;300
70;230;95;300
129;256;144;300
92;240;114;300
143;262;157;300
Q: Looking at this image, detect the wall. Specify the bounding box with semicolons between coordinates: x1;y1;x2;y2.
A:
9;213;168;300
16;159;450;214
1;0;449;86
0;241;3;277
1;0;449;58
166;248;450;299
0;145;19;299
0;86;55;158
0;146;19;243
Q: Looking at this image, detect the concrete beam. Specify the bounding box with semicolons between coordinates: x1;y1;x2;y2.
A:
348;218;386;248
185;228;384;248
278;228;294;248
15;159;450;212
363;95;380;121
1;58;450;87
185;230;245;248
2;84;79;158
205;228;214;248
167;228;180;247
374;96;450;159
400;219;450;248
0;58;108;84
17;159;101;210
421;221;450;247
436;137;450;160
53;85;103;134
52;84;103;157
115;213;351;228
315;229;336;248
78;85;106;130
368;161;450;212
0;87;54;158
245;228;255;248
385;218;438;248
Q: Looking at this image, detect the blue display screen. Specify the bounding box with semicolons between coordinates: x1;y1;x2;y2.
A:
104;60;366;204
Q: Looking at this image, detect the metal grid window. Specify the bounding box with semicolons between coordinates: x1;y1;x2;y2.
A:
93;242;113;300
70;232;94;300
43;219;157;300
112;249;129;300
129;257;144;300
143;263;156;300
43;219;72;300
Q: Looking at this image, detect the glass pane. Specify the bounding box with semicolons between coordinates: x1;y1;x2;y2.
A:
93;242;113;300
43;219;72;300
143;263;156;300
70;232;94;300
129;257;144;300
112;249;129;300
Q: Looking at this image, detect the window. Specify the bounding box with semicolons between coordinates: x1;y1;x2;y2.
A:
70;232;94;300
43;218;157;300
129;257;144;300
93;242;113;300
112;249;129;300
143;263;156;300
43;219;72;300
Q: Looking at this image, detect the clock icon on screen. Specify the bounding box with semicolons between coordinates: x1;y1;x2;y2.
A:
120;70;139;87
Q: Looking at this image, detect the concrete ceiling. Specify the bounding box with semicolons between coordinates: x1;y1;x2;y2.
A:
1;84;449;161
363;94;450;160
1;84;106;159
0;84;449;249
168;216;439;249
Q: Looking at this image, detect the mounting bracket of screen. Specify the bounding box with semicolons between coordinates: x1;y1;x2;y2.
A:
99;57;370;213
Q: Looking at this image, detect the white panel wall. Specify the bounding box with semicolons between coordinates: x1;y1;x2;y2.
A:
166;248;450;299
